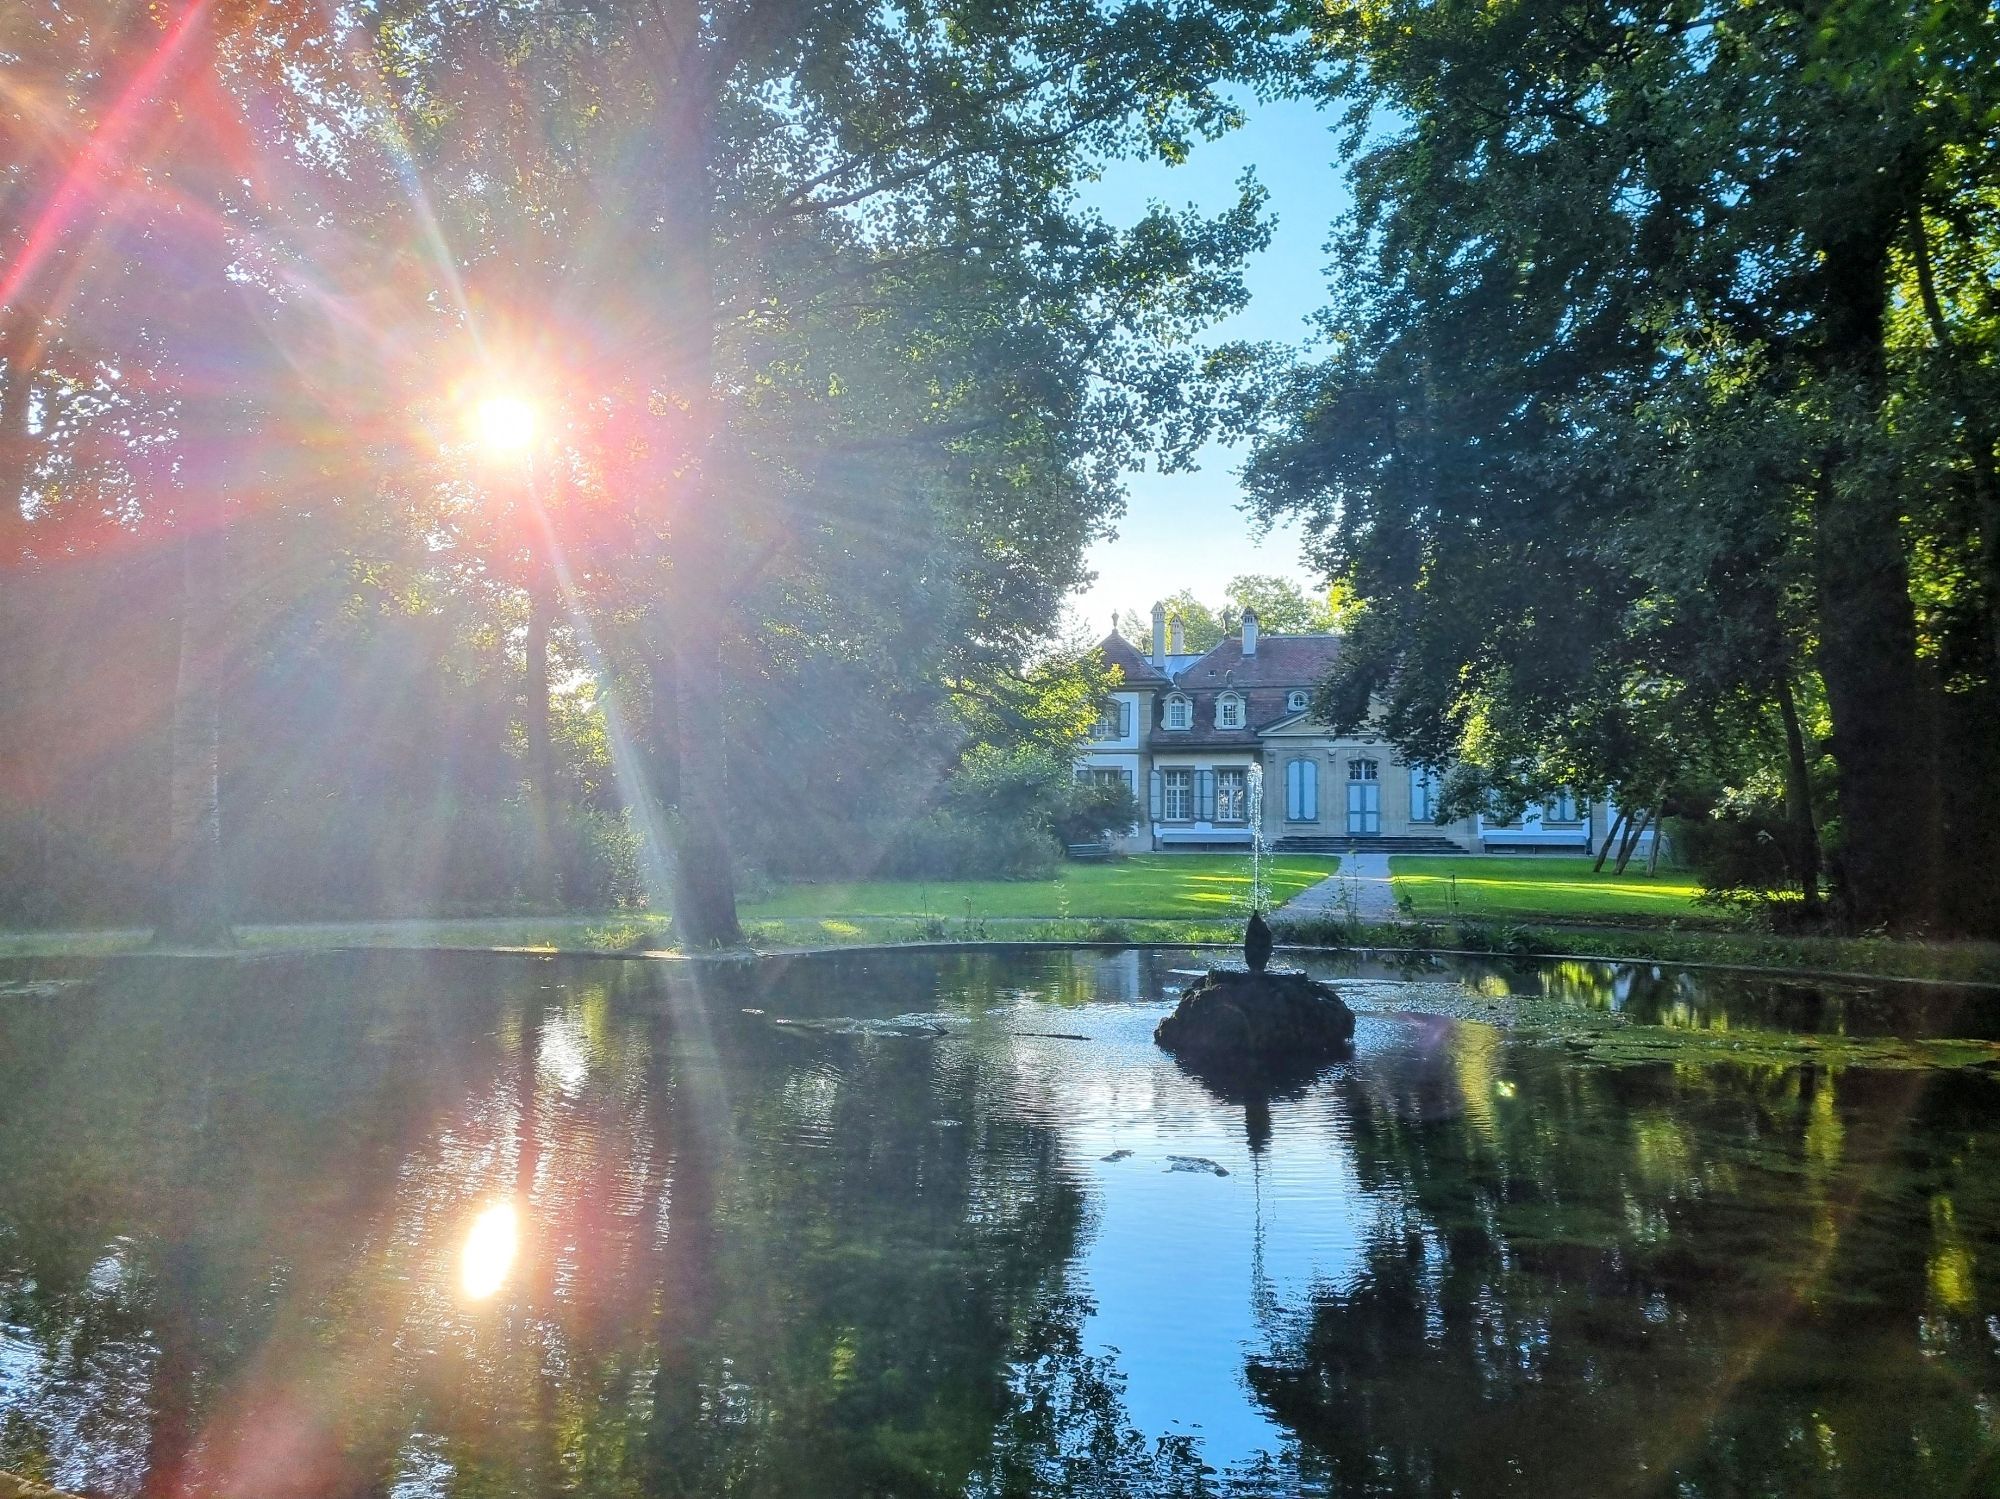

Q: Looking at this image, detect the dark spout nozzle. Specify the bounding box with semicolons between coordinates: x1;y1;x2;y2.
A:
1244;909;1273;974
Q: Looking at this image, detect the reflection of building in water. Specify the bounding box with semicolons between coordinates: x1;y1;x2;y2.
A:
1082;947;1146;1005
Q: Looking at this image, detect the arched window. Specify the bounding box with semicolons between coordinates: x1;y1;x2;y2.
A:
1216;692;1244;729
1287;689;1309;712
1285;758;1318;821
1163;694;1191;730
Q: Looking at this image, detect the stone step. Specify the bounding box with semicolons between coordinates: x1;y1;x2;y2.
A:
1270;835;1468;855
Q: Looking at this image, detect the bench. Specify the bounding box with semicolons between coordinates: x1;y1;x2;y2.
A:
1064;842;1112;861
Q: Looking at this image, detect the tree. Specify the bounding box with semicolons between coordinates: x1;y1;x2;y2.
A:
1251;0;2000;932
368;0;1286;944
1225;573;1339;635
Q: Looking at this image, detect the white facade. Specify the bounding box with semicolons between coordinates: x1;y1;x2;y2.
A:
1075;610;1635;857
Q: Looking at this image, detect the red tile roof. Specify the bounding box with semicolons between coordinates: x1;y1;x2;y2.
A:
1146;633;1343;748
1094;631;1170;686
1177;634;1342;688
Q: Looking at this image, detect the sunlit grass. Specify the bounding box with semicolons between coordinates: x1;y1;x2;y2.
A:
736;855;1340;921
1389;856;1708;924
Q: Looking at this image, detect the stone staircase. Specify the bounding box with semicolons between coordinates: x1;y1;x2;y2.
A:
1270;834;1469;855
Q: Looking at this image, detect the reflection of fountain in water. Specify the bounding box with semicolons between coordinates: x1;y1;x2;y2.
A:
1247;762;1268;914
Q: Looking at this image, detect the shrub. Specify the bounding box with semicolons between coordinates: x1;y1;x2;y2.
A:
879;810;1058;881
1672;809;1796;894
1052;778;1142;846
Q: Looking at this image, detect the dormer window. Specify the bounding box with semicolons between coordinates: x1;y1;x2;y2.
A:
1286;690;1308;712
1164;694;1192;730
1216;692;1244;730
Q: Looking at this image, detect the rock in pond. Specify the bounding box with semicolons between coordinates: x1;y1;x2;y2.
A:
1155;968;1356;1073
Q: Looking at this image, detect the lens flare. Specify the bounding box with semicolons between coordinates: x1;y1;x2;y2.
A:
460;1200;519;1299
472;394;538;455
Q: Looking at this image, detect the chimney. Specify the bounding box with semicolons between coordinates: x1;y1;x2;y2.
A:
1242;606;1259;657
1169;615;1185;655
1150;602;1167;667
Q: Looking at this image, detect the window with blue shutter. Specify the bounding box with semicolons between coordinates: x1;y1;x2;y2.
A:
1195;769;1216;822
1286;758;1317;821
1149;769;1165;820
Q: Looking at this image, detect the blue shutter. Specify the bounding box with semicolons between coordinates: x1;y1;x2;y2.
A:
1149;769;1163;820
1118;701;1132;738
1195;769;1215;822
1286;759;1318;821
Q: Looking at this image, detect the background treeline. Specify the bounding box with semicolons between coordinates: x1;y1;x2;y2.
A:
0;0;1276;936
0;538;1136;923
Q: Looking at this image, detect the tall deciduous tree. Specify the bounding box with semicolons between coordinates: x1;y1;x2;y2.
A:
1252;0;2000;933
370;0;1287;944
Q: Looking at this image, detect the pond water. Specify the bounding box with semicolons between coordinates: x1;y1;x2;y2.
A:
2;948;1999;1497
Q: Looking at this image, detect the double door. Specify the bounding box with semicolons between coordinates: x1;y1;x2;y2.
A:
1346;759;1380;835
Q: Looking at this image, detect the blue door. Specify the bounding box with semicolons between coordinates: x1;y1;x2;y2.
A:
1346;759;1380;834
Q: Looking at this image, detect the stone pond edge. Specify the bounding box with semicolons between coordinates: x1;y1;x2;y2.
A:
27;936;2000;993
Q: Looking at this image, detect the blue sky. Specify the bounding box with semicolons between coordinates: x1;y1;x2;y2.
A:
1071;94;1354;635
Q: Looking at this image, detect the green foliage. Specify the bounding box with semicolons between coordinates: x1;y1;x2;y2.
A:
1221;574;1341;634
1119;575;1341;652
1052;777;1144;848
0;0;1292;936
1250;0;2000;934
878;812;1061;883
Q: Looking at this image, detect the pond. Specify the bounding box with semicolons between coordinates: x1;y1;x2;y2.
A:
2;947;1999;1497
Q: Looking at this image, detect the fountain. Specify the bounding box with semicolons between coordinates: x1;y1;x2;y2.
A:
1247;761;1268;916
1154;760;1354;1085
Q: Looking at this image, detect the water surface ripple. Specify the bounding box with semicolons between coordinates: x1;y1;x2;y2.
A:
0;947;1996;1496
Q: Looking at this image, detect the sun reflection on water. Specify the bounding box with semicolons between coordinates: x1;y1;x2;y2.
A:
460;1201;520;1300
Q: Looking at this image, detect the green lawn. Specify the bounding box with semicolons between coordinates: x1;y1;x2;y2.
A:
741;854;1340;921
1389;855;1709;924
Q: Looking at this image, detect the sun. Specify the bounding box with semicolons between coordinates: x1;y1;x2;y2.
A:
471;393;539;456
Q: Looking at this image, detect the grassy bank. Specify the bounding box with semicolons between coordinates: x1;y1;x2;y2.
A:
1388;855;1713;924
740;854;1340;920
6;909;1998;987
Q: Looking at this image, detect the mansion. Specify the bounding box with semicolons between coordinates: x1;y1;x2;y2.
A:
1080;604;1623;856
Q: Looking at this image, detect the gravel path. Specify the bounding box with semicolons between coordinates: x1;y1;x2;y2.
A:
1274;851;1400;923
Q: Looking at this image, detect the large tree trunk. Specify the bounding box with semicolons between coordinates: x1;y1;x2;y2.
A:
1594;808;1625;873
1810;224;1941;931
157;528;230;946
654;82;742;950
670;634;742;948
524;565;559;906
1613;803;1654;876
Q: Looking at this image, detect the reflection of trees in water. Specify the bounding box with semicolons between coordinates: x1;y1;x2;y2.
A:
1248;1035;2000;1498
0;953;1199;1497
1532;960;2000;1042
0;955;505;1494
